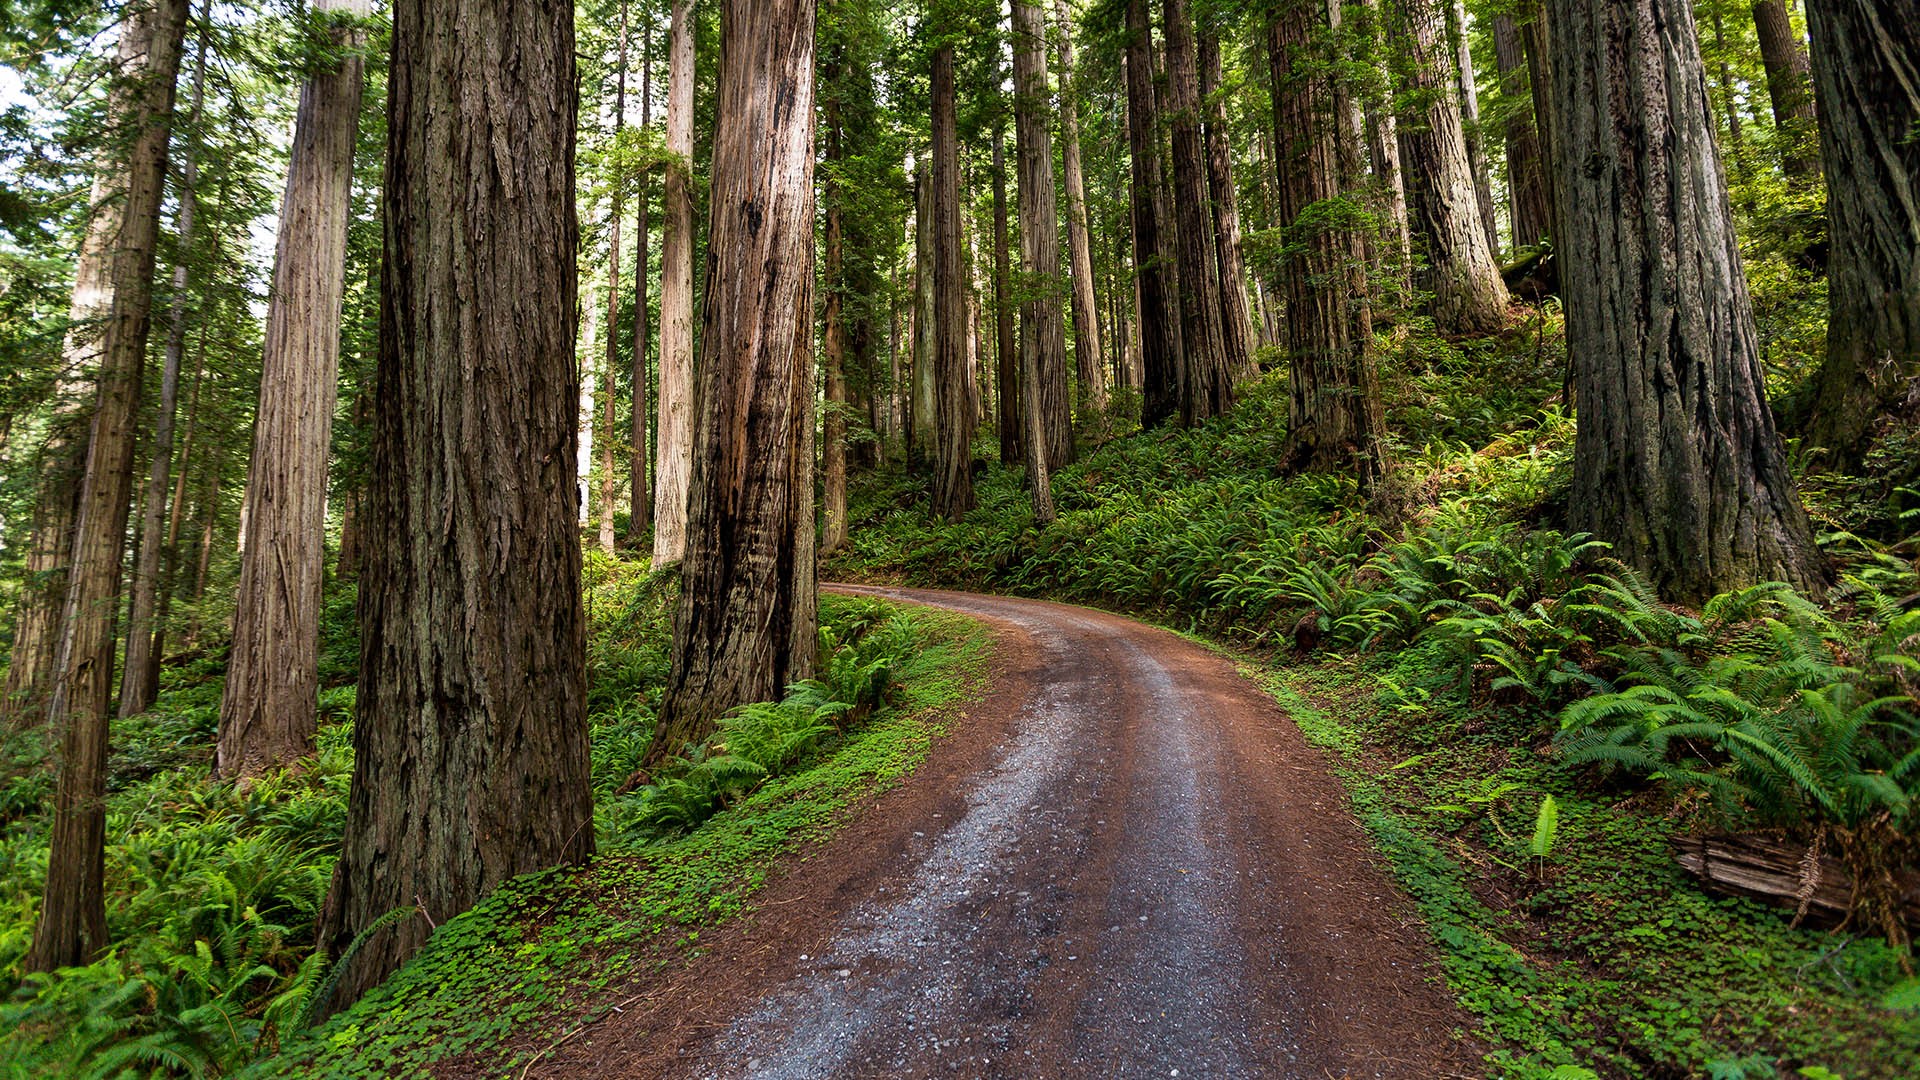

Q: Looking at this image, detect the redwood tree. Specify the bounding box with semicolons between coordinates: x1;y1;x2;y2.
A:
1162;0;1230;425
1752;0;1821;178
1051;0;1107;421
652;0;696;568
1125;0;1180;429
1199;30;1255;385
1491;12;1550;250
1548;0;1825;603
28;0;190;972
1010;0;1072;468
930;43;974;520
1270;0;1387;485
651;0;819;759
1802;0;1919;461
1395;0;1509;333
218;0;370;777
315;0;592;1010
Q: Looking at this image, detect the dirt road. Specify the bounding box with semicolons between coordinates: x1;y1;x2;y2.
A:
542;586;1480;1079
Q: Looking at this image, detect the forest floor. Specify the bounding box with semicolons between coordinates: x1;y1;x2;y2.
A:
532;585;1481;1080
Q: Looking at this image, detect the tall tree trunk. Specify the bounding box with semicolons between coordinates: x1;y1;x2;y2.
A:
1752;0;1821;178
315;0;591;1013
931;45;975;520
992;127;1020;465
119;18;206;718
651;0;696;569
652;0;818;758
1448;0;1501;252
1270;0;1387;485
154;332;208;668
1491;13;1550;249
218;0;368;778
1011;0;1073;468
910;159;937;465
1358;0;1412;303
1125;2;1181;429
3;183;115;726
27;0;190;973
631;8;655;544
821;52;850;550
1520;3;1563;245
1802;0;1919;461
1396;0;1509;333
1051;0;1107;421
1549;0;1825;604
598;2;630;558
1162;0;1230;425
1198;30;1255;386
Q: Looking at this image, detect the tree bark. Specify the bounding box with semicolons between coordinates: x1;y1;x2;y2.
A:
1752;0;1821;178
1125;1;1181;429
1548;0;1825;605
1358;0;1412;302
1163;0;1229;426
991;127;1020;465
218;0;369;778
1010;1;1073;468
1521;4;1564;249
1802;0;1919;461
1396;0;1509;333
1270;0;1387;486
315;0;591;1012
630;8;655;544
119;18;207;718
930;45;975;520
27;0;190;973
1198;30;1256;386
821;46;850;550
1051;0;1107;421
651;0;818;758
651;0;696;569
1491;13;1550;250
910;159;936;465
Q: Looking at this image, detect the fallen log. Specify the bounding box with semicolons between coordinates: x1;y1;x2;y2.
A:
1672;832;1920;928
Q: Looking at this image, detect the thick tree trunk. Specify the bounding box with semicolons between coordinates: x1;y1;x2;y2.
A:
821;60;850;551
1549;0;1825;604
1521;4;1564;248
630;10;655;545
1198;31;1256;386
1163;0;1229;426
315;0;591;1012
930;46;974;520
910;160;937;465
651;0;696;569
1709;13;1751;175
991;129;1020;465
652;0;818;757
218;0;368;778
1396;0;1509;333
1011;1;1073;468
1752;0;1821;178
1125;1;1181;429
1802;0;1919;461
1492;13;1550;249
1051;0;1107;421
119;22;206;718
27;0;190;973
1270;0;1387;486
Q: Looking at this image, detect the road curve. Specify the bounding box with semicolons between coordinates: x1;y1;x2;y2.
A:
544;586;1479;1080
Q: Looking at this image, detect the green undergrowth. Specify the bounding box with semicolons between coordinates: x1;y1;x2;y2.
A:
0;553;986;1078
828;323;1920;1078
261;595;985;1079
1262;656;1917;1079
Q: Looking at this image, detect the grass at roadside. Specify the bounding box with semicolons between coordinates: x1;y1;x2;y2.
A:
262;598;988;1078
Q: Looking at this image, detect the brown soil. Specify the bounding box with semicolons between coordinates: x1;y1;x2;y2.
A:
522;586;1483;1079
